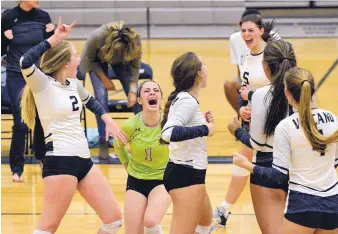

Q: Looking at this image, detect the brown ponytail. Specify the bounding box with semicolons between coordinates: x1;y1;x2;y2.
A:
159;52;202;145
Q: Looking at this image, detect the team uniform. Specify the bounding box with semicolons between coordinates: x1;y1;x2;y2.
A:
20;40;106;181
114;113;169;197
253;109;338;229
235;85;289;191
229;31;280;75
161;92;209;191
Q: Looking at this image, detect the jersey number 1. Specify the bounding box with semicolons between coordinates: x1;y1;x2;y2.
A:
69;96;79;111
145;148;152;161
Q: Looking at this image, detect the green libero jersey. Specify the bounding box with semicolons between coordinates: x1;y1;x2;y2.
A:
114;113;169;180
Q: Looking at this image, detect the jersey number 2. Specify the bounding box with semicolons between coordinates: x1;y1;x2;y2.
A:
145;148;152;161
69;96;79;111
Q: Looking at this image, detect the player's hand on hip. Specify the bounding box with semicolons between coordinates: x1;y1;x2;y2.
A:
228;116;241;136
4;30;13;40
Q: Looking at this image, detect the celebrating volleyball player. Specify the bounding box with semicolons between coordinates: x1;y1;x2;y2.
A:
160;52;214;234
114;80;171;234
20;17;126;234
233;67;338;233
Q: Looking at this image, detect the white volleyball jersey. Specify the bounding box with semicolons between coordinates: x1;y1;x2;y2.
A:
162;92;207;169
240;51;270;90
250;85;274;161
21;63;92;158
272;109;338;197
230;31;281;75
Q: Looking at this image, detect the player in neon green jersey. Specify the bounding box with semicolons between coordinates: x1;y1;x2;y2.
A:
114;80;170;234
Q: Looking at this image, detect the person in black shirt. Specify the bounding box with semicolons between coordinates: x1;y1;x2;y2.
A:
1;0;54;182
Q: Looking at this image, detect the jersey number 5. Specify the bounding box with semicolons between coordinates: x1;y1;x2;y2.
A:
145;148;152;161
243;72;249;85
69;96;79;111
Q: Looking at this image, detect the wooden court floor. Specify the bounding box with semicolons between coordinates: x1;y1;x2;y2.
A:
1;38;338;233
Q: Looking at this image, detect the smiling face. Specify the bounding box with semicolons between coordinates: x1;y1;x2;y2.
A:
241;21;264;51
137;81;162;112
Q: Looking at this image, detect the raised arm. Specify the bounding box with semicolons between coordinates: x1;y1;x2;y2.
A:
20;17;76;93
161;95;209;143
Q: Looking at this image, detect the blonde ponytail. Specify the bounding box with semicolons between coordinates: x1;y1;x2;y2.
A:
21;86;36;129
285;68;338;153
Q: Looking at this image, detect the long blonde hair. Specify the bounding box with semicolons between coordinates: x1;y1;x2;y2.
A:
100;21;141;64
21;41;73;129
284;67;338;153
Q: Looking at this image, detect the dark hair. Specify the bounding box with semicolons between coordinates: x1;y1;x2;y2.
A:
240;14;275;42
137;80;163;98
241;9;260;18
159;52;202;145
284;68;338;152
263;40;297;136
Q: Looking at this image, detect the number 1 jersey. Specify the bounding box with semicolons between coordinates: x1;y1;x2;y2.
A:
114;113;169;180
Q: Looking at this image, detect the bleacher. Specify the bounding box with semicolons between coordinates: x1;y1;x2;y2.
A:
2;0;337;39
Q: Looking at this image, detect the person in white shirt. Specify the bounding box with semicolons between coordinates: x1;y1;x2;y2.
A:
160;52;215;234
233;67;338;233
224;9;280;113
219;40;297;234
212;12;278;229
20;17;127;234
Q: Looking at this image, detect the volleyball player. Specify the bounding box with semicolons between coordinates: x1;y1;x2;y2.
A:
160;52;214;234
114;80;171;234
20;17;127;234
224;9;280;113
212;13;277;228
233;67;338;233
212;40;297;234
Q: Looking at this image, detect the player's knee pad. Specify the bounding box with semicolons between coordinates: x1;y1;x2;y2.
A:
144;225;163;234
33;230;52;234
101;220;122;234
195;225;210;234
232;164;250;176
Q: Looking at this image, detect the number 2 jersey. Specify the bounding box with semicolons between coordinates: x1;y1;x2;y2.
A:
273;108;338;197
21;59;91;159
114;113;169;180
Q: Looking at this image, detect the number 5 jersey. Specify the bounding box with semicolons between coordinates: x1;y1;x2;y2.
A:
114;113;169;180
